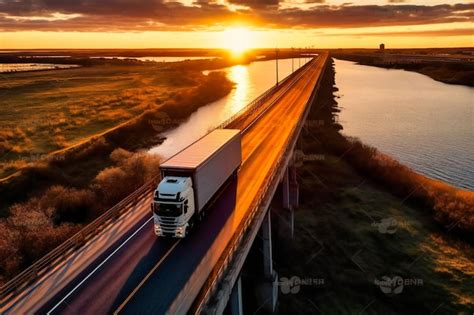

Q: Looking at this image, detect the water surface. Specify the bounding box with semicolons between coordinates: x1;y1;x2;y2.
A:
0;63;80;73
150;57;311;158
334;59;473;190
90;56;216;62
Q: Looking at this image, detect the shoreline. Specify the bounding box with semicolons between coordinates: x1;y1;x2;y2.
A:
323;56;474;238
331;52;474;87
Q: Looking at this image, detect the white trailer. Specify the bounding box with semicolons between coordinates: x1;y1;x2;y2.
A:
151;129;242;237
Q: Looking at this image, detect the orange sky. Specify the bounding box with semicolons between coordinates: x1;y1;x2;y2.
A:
0;1;472;49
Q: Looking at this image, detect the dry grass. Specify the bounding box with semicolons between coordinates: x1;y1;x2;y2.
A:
0;63;207;178
330;136;474;235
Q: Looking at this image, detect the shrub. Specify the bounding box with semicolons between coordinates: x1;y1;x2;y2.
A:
40;186;97;224
93;149;161;205
0;200;78;285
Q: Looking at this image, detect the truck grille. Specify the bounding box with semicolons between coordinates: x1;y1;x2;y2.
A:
157;216;178;232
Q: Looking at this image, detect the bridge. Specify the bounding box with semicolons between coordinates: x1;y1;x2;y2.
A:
0;52;329;314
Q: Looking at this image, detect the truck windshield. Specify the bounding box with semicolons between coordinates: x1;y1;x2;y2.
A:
155;203;182;217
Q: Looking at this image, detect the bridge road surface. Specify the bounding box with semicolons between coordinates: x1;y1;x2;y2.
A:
116;52;329;314
1;52;328;315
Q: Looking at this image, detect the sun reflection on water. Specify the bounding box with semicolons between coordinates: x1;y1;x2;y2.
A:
227;65;249;114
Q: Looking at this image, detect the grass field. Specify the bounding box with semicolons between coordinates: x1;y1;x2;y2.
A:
0;62;207;179
275;156;474;313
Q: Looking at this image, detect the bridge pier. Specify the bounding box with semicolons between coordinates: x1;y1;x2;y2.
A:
278;163;299;239
229;276;243;315
256;210;278;313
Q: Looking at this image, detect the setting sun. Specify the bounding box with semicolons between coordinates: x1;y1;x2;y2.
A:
221;27;254;56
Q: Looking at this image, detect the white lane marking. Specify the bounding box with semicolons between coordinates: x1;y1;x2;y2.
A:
47;217;153;315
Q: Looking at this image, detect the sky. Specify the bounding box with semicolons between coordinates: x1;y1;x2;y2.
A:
0;0;472;49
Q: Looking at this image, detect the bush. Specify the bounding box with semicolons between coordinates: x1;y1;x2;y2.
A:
0;200;78;285
40;186;97;224
93;149;160;205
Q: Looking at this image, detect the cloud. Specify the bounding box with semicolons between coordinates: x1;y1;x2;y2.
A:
333;27;474;37
0;1;472;31
227;0;279;9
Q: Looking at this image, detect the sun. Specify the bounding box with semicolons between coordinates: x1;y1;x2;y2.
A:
222;27;253;57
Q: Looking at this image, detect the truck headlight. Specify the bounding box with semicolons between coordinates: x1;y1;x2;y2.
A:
176;226;185;237
155;225;162;234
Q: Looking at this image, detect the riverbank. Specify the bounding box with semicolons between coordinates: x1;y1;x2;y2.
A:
331;51;474;87
274;58;474;313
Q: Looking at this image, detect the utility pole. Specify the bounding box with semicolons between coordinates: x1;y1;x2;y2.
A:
291;47;294;73
299;48;301;68
276;47;279;86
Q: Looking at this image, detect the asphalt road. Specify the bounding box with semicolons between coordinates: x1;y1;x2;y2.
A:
118;52;328;314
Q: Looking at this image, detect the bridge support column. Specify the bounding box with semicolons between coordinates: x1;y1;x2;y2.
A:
281;168;290;210
279;164;298;239
229;276;243;315
257;210;278;313
288;165;299;209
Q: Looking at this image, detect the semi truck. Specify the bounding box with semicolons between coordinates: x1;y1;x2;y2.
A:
151;129;242;238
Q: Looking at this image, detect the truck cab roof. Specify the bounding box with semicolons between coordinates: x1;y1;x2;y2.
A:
157;176;191;198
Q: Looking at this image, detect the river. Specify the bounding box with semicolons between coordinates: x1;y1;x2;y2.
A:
334;59;474;191
149;57;310;158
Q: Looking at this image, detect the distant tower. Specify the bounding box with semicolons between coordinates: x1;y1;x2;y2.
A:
380;43;385;50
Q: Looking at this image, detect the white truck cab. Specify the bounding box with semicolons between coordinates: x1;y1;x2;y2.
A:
152;176;196;237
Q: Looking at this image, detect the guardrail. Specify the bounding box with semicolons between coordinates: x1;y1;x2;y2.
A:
0;177;157;304
0;58;314;305
194;55;328;313
218;60;308;130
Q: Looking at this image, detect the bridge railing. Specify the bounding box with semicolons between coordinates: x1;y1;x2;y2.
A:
0;176;158;304
218;59;309;130
0;58;314;304
195;55;328;313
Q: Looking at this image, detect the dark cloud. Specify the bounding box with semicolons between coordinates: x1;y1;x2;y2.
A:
227;0;279;9
328;28;473;37
0;1;472;31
